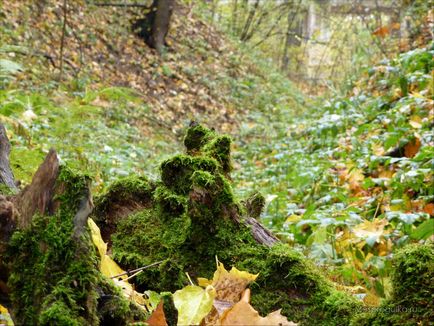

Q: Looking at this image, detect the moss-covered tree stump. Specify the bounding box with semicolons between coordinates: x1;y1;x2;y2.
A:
0;123;432;325
94;125;362;325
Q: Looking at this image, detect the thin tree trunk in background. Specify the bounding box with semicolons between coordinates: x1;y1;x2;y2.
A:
58;0;68;81
240;0;260;41
210;0;217;23
281;0;300;71
231;0;238;34
146;0;174;54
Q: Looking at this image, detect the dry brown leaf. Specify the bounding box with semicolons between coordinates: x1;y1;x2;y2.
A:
198;262;258;303
147;301;167;326
404;137;421;158
219;289;297;326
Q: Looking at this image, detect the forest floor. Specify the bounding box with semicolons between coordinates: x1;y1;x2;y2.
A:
0;0;433;323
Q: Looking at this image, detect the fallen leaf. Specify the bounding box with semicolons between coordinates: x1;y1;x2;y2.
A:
173;285;216;326
198;262;258;303
352;219;389;247
220;289;296;326
409;115;422;129
0;304;13;325
404;137;421;158
88;218;149;311
423;203;434;216
147;301;167;326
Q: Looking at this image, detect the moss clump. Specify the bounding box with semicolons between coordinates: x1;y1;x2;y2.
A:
242;191;266;219
351;243;434;326
203;135;232;173
7;166;145;325
110;124;360;325
184;124;215;153
160;154;218;195
94;175;154;217
230;243;361;326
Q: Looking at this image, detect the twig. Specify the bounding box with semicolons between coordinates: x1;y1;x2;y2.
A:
110;260;165;279
92;2;150;8
123;269;143;281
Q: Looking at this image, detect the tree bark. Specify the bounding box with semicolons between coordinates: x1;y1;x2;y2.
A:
0;125;16;191
240;0;260;42
231;0;238;34
145;0;175;54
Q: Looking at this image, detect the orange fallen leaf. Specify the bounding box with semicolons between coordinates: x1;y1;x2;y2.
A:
423;203;434;216
198;262;258;303
147;301;167;326
372;26;390;37
404;137;421;158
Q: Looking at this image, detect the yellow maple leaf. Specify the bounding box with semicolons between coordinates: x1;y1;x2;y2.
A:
0;304;13;325
352;219;389;246
409;115;422;129
198;262;258;303
87;219;149;310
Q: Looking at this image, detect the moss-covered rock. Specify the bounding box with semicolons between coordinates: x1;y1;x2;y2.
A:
108;125;362;325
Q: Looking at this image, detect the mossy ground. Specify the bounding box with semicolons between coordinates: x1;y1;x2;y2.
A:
351;243;434;326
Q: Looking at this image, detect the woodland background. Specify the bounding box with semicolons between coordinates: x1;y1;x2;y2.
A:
0;0;433;325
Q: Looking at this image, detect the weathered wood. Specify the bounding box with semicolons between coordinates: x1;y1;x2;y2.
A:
0;124;17;191
73;187;94;238
245;217;279;247
14;149;60;229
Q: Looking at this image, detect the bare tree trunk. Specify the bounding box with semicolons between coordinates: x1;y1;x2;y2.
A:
240;0;260;42
281;1;302;71
146;0;175;54
210;0;218;23
231;0;238;33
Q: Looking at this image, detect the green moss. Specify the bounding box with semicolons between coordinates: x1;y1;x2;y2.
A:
160;154;219;195
233;243;361;326
242;191;265;219
94;175;154;217
7;165;145;325
184;124;215;153
154;185;188;217
203;135;232;173
391;242;433;305
351;243;434;325
110;124;360;325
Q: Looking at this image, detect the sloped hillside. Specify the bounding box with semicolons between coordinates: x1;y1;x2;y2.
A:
0;0;303;186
